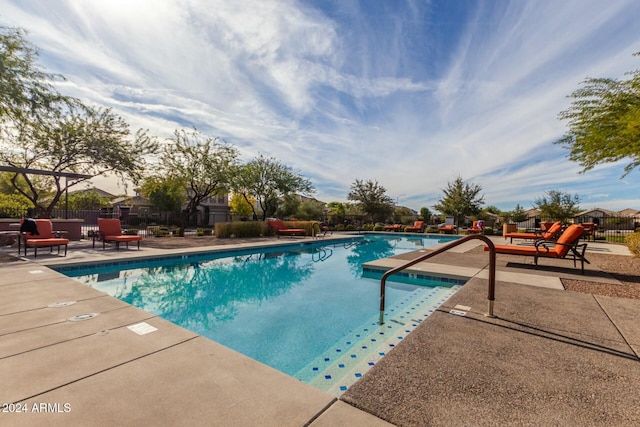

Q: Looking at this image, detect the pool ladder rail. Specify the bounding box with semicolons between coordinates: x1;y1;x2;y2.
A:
379;234;496;324
311;247;332;262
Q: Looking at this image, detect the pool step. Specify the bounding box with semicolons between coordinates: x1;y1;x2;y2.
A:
295;285;460;396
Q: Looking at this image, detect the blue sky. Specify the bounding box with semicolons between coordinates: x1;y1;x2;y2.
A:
2;0;640;212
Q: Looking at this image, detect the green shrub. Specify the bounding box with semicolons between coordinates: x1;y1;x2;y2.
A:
345;224;356;231
483;227;494;235
373;225;384;231
626;232;640;256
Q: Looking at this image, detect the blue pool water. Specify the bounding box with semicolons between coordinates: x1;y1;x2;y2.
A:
56;233;464;393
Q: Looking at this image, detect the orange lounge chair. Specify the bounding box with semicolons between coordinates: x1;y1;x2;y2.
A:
467;220;485;234
540;221;554;231
485;224;590;273
438;224;456;234
267;219;306;238
503;221;563;243
22;219;69;257
405;221;424;232
97;218;142;250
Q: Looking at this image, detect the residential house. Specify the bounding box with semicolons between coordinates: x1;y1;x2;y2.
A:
112;190;231;227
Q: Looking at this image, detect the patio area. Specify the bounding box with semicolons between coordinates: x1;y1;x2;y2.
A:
1;235;638;426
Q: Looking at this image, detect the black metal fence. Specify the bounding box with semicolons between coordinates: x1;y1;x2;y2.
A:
510;217;640;243
2;206;638;242
0;207;186;239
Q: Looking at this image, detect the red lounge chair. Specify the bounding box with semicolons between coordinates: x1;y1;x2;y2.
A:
504;221;562;243
581;222;596;241
97;218;142;250
405;221;424;232
468;220;485;234
383;224;402;232
438;224;456;234
267;219;306;238
22;219;69;257
485;224;590;273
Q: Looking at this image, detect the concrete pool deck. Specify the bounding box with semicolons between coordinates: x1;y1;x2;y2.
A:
1;234;639;425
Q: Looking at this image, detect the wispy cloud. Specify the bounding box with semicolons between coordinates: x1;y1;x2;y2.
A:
2;0;639;211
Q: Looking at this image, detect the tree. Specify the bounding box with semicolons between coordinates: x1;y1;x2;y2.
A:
0;26;69;124
533;190;581;223
326;201;346;224
432;176;484;228
420;207;432;223
62;190;112;210
229;192;254;218
0;193;33;216
276;194;301;219
139;175;186;224
347;179;394;223
295;199;326;220
231;154;314;221
483;205;501;216
1;105;158;217
508;204;528;223
0;28;150;217
160;129;238;233
556;52;640;177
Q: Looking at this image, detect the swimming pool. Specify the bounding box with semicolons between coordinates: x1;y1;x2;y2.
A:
55;233;465;395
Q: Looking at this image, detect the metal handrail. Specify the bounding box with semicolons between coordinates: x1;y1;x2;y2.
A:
379;234;496;324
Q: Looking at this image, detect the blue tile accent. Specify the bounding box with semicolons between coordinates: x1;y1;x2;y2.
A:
355;373;362;378
325;375;332;380
340;386;347;391
339;364;345;368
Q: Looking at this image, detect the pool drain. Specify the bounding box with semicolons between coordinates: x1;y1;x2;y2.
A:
48;301;77;308
68;313;100;322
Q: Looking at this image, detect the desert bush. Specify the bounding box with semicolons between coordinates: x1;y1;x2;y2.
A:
626;232;640;256
215;221;268;238
151;226;170;237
